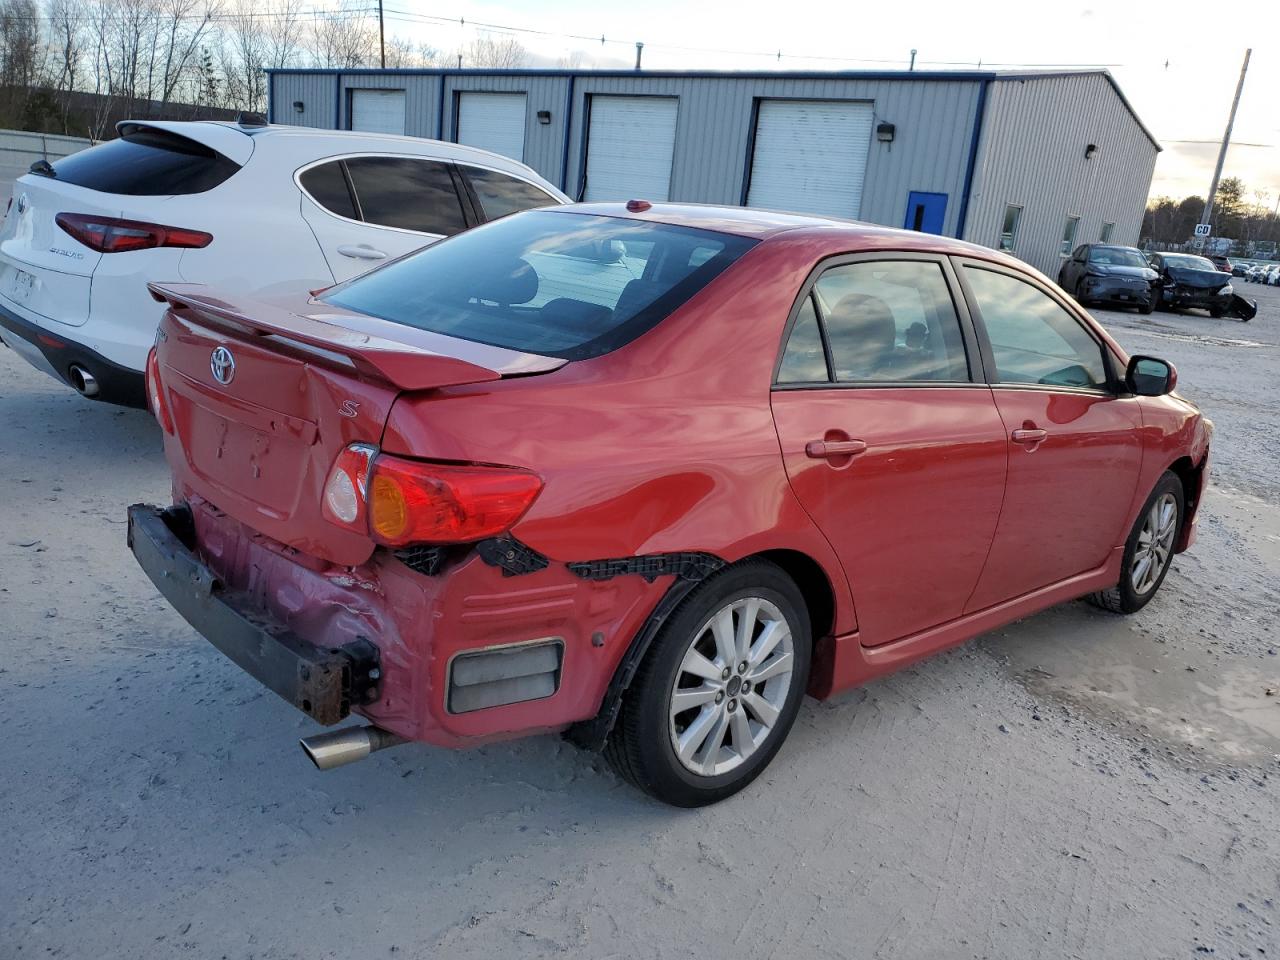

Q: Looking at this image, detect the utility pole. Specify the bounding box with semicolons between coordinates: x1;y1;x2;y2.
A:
1201;48;1250;231
909;49;916;71
377;0;385;68
635;42;644;71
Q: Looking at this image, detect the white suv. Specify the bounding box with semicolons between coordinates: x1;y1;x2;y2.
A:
0;119;568;405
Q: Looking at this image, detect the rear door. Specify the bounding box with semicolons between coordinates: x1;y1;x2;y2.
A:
769;254;1008;646
956;260;1142;611
297;155;473;283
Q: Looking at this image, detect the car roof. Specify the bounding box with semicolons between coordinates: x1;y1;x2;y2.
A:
115;120;568;198
553;201;1029;265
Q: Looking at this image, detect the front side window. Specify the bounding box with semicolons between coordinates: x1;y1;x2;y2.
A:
322;211;755;360
462;165;559;221
1100;222;1115;243
775;260;970;384
999;205;1022;252
964;267;1108;389
343;156;468;235
1060;216;1080;256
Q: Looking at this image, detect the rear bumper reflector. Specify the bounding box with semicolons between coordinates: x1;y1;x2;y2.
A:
447;639;563;714
126;502;382;725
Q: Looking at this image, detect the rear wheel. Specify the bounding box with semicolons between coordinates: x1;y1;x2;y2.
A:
1138;298;1155;315
605;560;811;807
1086;471;1183;615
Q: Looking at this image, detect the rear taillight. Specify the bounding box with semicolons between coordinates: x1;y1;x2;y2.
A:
145;346;174;434
321;445;543;547
55;213;212;253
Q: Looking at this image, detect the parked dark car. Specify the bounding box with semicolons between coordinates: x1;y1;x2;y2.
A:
1148;253;1256;321
1058;244;1158;313
1207;254;1232;274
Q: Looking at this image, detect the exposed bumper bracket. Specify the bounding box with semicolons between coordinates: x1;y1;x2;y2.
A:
127;503;381;725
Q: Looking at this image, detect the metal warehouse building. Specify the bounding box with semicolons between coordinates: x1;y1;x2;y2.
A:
266;67;1160;277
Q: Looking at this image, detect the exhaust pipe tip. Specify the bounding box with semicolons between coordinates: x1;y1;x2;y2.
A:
299;725;408;771
68;364;99;398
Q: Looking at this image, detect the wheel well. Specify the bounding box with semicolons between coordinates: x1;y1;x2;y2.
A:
1166;455;1205;519
753;549;836;641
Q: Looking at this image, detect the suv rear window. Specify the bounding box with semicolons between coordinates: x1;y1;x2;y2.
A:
48;126;241;196
322;210;755;360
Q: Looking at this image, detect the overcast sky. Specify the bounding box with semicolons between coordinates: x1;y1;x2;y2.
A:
382;0;1280;208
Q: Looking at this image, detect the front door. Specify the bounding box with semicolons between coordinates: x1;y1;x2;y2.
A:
769;255;1008;646
903;191;948;235
957;262;1143;610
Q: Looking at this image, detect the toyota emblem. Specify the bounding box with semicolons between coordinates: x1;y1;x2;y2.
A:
210;345;236;385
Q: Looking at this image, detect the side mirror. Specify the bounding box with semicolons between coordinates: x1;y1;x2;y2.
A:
1126;355;1177;396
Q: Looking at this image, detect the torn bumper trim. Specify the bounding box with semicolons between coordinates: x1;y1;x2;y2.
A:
126;503;380;726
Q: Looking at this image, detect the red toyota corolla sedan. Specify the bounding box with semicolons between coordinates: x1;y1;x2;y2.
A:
129;202;1210;806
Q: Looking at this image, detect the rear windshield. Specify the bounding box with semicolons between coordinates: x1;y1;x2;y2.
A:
322;211;756;360
48;126;241;196
1088;247;1147;268
1163;254;1216;271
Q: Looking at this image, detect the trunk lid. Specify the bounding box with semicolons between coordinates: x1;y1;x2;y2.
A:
150;283;566;566
0;175;118;325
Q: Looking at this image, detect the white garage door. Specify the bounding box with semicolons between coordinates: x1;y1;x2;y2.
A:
456;92;527;161
747;100;873;218
583;96;678;202
350;89;406;135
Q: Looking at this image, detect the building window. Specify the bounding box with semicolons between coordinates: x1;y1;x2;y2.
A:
1060;216;1080;257
1100;222;1115;243
999;205;1022;252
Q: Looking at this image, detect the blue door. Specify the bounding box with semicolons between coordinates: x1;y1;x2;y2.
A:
904;191;948;235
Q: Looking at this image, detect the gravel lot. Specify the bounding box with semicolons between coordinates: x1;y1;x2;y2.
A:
3;280;1279;959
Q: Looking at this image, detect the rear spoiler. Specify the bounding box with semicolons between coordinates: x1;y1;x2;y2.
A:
148;283;503;392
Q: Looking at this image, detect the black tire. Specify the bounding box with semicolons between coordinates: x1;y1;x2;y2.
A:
1086;471;1184;615
1138;299;1155;315
1073;279;1089;305
605;559;812;807
1210;306;1225;319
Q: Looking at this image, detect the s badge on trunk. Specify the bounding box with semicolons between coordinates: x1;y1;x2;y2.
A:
210;346;236;385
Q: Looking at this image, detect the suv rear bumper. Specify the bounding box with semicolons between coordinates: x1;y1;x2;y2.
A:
127;503;382;725
0;300;145;406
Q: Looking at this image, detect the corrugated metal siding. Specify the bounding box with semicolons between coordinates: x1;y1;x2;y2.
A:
562;75;981;236
270;72;337;129
441;74;570;181
964;73;1158;278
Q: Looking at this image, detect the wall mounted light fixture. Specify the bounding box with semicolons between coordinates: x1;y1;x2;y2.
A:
537;110;552;125
877;122;896;143
1085;143;1098;159
292;101;305;113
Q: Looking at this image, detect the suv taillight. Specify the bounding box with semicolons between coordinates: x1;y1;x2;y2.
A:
145;346;174;434
56;213;212;253
321;445;543;547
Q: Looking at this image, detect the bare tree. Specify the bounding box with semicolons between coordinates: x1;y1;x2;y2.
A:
219;0;301;111
309;0;376;69
459;33;527;69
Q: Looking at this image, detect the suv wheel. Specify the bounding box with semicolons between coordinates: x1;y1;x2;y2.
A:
1087;471;1183;615
605;560;811;807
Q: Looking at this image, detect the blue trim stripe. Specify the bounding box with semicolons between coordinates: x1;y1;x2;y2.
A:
955;78;990;241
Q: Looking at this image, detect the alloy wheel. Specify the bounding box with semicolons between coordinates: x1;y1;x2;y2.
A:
1130;492;1178;595
668;597;795;777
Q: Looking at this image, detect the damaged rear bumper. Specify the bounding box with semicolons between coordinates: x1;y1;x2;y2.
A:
126;503;381;725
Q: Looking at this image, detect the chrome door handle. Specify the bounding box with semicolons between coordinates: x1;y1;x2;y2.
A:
1011;428;1048;444
337;244;388;260
805;439;868;459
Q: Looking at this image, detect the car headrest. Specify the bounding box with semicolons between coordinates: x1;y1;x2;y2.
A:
615;278;665;319
825;294;897;379
481;258;539;305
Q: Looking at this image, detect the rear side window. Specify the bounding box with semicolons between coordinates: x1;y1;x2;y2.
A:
776;296;827;383
50;126;240;196
299;161;357;220
344;156;467;235
461;165;559;221
322;211;755;360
